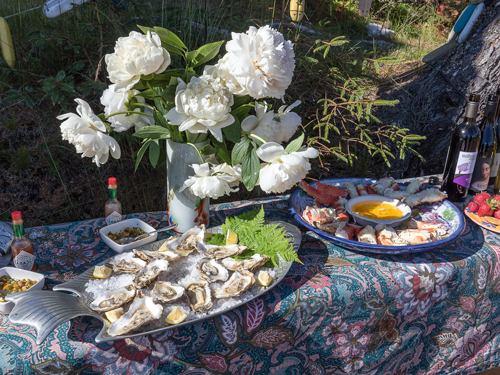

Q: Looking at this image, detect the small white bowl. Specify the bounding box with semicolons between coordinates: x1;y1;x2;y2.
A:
345;195;411;228
99;218;157;254
0;267;45;314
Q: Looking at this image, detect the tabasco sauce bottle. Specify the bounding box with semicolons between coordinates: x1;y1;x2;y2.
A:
11;211;36;271
105;177;122;225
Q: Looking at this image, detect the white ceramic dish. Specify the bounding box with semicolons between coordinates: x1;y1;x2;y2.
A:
0;267;45;314
99;219;158;253
345;195;411;228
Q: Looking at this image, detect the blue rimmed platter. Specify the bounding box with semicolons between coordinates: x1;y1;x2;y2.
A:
288;178;466;254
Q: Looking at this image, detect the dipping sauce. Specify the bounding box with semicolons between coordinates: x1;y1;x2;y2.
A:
107;227;146;244
0;276;38;302
351;202;403;220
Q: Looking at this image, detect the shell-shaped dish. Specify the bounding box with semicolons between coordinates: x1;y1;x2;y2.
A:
215;269;255;299
133;249;179;263
163;226;205;256
111;252;147;273
153;281;185;303
108;292;163;336
221;254;269;273
197;258;229;283
197;242;247;260
90;285;136;312
134;259;169;289
184;280;212;312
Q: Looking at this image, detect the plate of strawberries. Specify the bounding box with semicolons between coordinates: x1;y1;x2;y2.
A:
464;192;500;233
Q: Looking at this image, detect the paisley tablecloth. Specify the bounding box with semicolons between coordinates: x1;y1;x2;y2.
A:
2;180;500;375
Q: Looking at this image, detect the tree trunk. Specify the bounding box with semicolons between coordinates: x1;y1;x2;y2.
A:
374;0;500;178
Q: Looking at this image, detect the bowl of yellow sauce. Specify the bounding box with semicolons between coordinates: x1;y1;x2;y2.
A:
345;195;411;227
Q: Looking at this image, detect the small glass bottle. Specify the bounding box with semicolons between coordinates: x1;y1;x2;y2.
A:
105;177;123;225
10;211;36;271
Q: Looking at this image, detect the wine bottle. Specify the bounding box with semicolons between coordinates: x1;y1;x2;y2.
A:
471;94;498;192
492;88;500;190
441;94;481;202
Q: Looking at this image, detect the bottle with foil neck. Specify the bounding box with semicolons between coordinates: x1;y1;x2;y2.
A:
105;177;122;225
11;211;36;271
440;94;481;202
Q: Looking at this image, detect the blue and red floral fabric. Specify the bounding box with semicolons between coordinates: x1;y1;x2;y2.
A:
1;186;500;375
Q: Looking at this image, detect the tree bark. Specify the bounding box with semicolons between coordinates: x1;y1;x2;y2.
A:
374;0;500;178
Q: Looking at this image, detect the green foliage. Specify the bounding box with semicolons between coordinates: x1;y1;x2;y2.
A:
219;206;301;267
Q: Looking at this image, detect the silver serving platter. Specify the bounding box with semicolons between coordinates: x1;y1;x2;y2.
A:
7;221;301;344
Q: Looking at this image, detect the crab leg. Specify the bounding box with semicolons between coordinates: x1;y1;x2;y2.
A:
299;181;339;206
315;181;348;198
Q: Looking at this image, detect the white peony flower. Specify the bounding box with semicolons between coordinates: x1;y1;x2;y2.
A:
241;100;302;143
256;142;318;193
165;70;235;142
211;55;246;96
105;31;171;90
100;84;154;132
220;25;295;99
180;162;241;199
274;100;302;143
57;99;121;167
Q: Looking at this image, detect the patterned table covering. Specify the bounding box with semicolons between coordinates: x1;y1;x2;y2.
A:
2;181;500;375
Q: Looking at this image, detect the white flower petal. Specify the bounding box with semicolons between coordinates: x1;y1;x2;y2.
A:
256;142;285;163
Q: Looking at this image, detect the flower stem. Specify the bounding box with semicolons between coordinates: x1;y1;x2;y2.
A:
244;132;267;144
131;102;154;110
104;111;154;120
187;143;204;163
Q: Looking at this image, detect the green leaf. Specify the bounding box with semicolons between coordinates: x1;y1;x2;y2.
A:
232;105;252;122
189;40;224;68
232;137;251;165
285;133;305;153
55;70;66;82
222;116;240;144
138;25;186;56
212;139;231;164
232;95;250;110
241;147;260;191
136;89;156;100
148;141;160;167
135;140;152;172
201;145;216;155
303;56;319;63
153;110;170;129
133;125;171;139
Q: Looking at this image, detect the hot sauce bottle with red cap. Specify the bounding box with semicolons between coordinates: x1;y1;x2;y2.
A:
11;211;36;271
105;177;122;225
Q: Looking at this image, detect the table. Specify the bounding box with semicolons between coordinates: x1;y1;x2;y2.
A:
2;184;500;375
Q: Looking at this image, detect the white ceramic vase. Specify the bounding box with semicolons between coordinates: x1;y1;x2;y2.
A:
166;140;210;233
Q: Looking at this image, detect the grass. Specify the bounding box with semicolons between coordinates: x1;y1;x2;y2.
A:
0;0;458;226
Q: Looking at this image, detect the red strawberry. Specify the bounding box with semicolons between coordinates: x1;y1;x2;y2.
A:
468;201;479;213
474;192;492;205
495;210;500;220
478;201;495;217
492;195;500;202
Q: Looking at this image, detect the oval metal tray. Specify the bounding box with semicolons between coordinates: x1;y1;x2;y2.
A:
7;221;301;344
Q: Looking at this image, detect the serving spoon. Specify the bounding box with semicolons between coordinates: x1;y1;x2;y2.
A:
116;223;178;245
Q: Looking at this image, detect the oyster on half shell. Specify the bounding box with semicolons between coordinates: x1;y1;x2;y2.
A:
197;242;247;260
108;292;163;337
153;281;185;303
111;252;147;274
133;249;179;263
221;253;270;273
134;259;169;289
215;269;255;299
185;280;213;312
197;258;229;283
90;285;136;312
163;226;205;256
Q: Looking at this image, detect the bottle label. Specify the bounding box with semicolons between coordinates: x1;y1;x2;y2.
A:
13;250;35;271
106;211;122;225
491;153;500;178
453;151;478;188
471;157;492;192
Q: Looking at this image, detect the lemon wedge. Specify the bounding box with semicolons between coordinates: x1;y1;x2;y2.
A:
226;230;238;246
105;308;124;323
257;271;273;287
93;265;112;279
165;307;187;325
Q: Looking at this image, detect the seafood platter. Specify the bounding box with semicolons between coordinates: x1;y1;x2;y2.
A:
288;177;465;254
7;221;301;344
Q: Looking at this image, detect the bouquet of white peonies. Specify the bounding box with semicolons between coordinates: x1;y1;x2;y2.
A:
58;25;319;200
